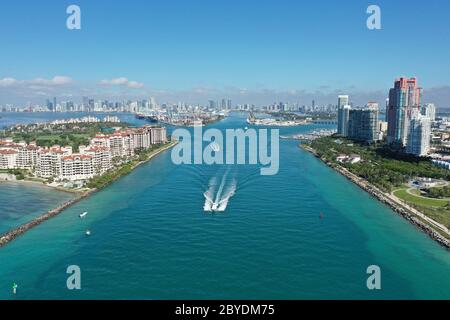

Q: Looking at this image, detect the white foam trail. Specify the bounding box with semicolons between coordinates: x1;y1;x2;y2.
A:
214;169;229;206
203;170;236;213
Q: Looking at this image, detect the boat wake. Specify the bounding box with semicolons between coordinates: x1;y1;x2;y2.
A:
203;169;236;213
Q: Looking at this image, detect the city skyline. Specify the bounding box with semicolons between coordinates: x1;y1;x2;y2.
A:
1;0;450;107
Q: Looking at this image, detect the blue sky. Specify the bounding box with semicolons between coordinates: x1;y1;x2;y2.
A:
1;0;450;106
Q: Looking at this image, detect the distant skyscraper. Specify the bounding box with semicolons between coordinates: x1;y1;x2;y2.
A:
53;97;57;112
46;99;53;112
406;115;431;156
387;77;422;146
421;103;436;122
226;99;232;110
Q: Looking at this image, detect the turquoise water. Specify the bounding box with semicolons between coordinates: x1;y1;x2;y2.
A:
0;183;75;234
0;113;450;299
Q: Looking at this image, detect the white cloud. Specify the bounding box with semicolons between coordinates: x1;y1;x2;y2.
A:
29;76;73;86
100;77;144;89
0;78;18;87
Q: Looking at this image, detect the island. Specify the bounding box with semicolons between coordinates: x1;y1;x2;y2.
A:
0;116;176;247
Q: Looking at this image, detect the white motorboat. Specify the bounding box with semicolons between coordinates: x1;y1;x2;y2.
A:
79;211;88;218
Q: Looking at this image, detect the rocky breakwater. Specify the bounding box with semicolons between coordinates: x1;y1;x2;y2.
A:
302;145;450;250
0;189;96;248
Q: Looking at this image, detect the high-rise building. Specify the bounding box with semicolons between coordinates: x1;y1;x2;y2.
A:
337;95;350;137
46;99;54;112
227;99;232;110
348;108;379;142
366;102;379;111
387;77;422;146
406;115;431;156
337;105;351;137
421;103;436;122
338;95;349;108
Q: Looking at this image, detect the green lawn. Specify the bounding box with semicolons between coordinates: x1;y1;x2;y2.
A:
393;188;448;207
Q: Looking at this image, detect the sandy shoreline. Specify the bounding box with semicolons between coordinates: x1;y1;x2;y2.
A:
0;141;177;248
301;144;450;250
0;178;83;194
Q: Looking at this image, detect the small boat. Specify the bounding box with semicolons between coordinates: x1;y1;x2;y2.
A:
79;212;88;218
85;230;91;236
244;126;249;130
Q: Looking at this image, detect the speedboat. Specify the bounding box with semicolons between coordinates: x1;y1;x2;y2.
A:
85;230;91;236
79;211;88;218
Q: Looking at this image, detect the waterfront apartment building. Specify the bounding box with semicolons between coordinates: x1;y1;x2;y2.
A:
406;115;431;156
36;146;72;178
131;127;153;150
0;149;18;169
387;77;422;146
60;154;95;181
79;146;112;176
1;126;167;182
337;95;350;137
347;108;379;143
150;127;167;144
338;95;349;108
421;103;436;122
91;132;134;158
0;140;38;170
337;104;351;137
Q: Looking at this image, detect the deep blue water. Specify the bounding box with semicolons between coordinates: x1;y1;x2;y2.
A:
0;112;449;299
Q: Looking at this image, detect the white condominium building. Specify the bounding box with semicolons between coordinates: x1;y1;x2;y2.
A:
1;125;167;182
150;127;167;145
36;146;72;178
406;116;431;156
91;132;134;158
80;145;112;175
0;149;18;169
60;154;95;181
131;127;152;150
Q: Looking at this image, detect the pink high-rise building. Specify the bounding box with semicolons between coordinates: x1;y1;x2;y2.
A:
387;77;422;146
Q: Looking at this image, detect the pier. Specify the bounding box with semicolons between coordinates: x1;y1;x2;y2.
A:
313;120;338;125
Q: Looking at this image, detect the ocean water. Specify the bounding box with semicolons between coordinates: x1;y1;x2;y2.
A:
0;182;75;234
0;113;450;299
